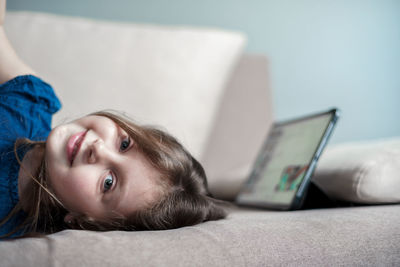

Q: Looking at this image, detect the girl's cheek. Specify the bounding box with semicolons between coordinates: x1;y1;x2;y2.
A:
68;171;96;195
60;175;93;209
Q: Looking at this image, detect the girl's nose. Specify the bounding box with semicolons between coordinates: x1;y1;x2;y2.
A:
87;139;110;164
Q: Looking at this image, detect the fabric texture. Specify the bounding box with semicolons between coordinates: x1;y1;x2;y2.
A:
0;75;61;238
5;11;246;159
313;137;400;204
1;205;399;266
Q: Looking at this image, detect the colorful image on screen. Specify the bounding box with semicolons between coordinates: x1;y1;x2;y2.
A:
275;165;308;192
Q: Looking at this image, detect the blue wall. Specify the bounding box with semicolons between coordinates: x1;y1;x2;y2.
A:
7;0;400;144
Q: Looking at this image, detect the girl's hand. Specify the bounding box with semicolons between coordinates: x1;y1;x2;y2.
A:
0;0;5;26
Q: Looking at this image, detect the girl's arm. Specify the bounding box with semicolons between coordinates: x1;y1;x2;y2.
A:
0;0;36;84
0;0;4;25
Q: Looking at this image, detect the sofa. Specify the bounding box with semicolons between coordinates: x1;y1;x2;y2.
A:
1;11;399;266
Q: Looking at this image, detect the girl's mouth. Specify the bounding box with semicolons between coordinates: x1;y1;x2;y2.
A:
67;130;87;165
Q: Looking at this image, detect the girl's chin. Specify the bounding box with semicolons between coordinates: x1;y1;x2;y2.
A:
47;125;69;164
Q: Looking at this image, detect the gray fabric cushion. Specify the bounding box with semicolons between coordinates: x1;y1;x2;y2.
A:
1;205;399;266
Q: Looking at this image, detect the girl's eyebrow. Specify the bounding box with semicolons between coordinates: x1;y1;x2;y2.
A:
116;123;128;138
108;159;129;211
108;171;128;214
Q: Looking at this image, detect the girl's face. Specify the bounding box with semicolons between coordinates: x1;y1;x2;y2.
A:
45;115;162;221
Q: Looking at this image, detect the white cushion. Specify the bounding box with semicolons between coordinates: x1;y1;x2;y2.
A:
312;138;400;204
4;11;246;159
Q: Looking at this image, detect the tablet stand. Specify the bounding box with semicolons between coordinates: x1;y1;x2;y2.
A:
301;182;343;209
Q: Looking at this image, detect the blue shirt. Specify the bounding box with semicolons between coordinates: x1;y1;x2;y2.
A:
0;75;61;238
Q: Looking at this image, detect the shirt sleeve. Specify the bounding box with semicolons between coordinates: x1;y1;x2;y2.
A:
0;75;62;141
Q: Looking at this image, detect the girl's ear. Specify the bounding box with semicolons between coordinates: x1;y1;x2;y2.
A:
64;212;75;225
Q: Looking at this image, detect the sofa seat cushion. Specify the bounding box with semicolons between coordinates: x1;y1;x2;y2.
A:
313;137;400;204
1;205;399;266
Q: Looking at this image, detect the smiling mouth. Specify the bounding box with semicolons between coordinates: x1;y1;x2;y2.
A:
67;130;88;165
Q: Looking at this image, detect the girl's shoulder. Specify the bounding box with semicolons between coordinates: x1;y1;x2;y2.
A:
0;75;62;142
0;75;61;113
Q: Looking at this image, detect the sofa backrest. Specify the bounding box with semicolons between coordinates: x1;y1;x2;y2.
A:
202;54;274;200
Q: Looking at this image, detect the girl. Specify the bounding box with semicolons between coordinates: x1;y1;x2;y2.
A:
0;0;227;239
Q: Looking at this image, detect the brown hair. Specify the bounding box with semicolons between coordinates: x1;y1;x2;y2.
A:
0;111;229;238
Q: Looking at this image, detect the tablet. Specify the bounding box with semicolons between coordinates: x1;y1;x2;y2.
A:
235;108;339;210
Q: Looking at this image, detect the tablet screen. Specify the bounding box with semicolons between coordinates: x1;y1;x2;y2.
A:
236;109;338;210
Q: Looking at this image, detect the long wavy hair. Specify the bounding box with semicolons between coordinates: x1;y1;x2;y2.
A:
0;111;228;238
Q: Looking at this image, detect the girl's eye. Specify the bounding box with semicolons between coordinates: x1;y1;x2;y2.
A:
103;173;114;192
120;137;131;152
